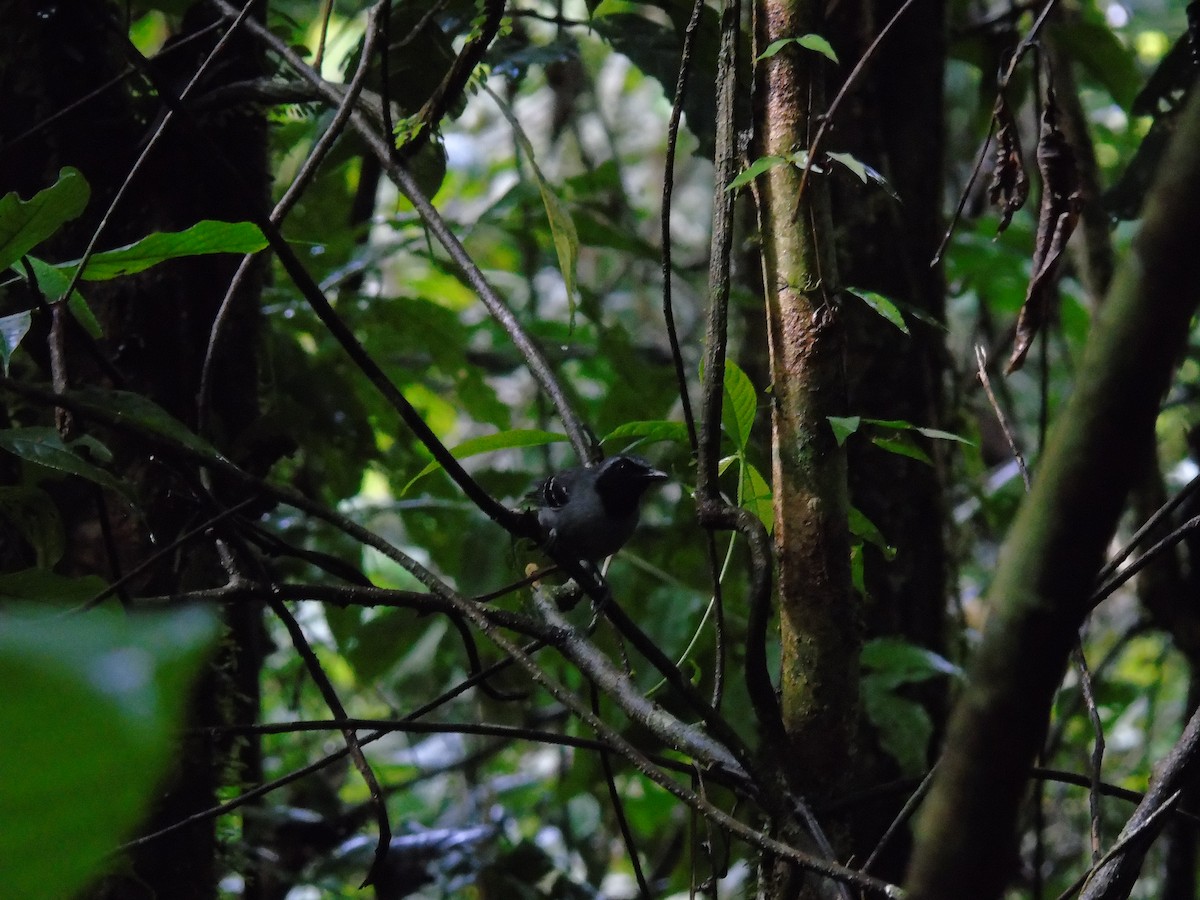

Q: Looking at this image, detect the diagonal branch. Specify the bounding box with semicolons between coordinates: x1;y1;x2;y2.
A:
906;83;1200;900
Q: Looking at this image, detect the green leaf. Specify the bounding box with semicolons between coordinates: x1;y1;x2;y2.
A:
850;543;865;594
0;606;217;899
756;38;793;61
848;505;895;560
871;434;933;465
402;429;568;494
827;415;861;446
721;360;758;452
0;311;31;375
755;34;839;64
849;289;909;335
22;257;105;339
862;636;962;687
493;100;580;317
590;0;643;17
834;417;974;457
0;427;132;499
740;460;774;531
603;420;691;446
861;639;961;773
862;683;933;776
797;33;838;63
71;387;222;458
57;220;267;283
0;168;90;273
913;426;974;445
727;156;788;192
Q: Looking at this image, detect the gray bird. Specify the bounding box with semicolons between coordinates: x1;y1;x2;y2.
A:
529;455;668;562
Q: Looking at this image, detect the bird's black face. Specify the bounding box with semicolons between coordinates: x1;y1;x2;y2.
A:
594;456;668;515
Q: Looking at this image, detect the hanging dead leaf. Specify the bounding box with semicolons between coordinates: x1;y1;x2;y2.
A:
989;92;1029;233
1007;84;1081;374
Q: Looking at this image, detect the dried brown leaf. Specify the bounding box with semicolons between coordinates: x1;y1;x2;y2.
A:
989;93;1029;233
1007;86;1082;374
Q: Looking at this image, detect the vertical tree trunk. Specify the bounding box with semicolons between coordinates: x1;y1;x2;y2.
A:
753;0;858;821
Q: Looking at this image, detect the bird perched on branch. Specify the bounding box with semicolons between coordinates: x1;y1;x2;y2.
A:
529;455;668;563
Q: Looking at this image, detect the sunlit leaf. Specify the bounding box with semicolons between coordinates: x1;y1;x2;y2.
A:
722;360;758;452
740;460;774;531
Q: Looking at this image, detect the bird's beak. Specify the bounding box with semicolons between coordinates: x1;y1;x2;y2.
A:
644;467;669;483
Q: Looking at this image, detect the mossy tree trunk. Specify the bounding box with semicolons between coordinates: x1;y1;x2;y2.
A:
752;0;859;846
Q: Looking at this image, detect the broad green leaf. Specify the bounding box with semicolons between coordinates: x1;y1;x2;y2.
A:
827;415;861;446
722;360;758;452
755;34;839;64
862;681;933;776
0;311;31;375
871;434;933;465
756;38;794;61
0;606;217;899
850;289;909;335
862;636;962;687
603;420;691;446
72;387;222;458
740;460;773;531
0;487;65;569
55;220;267;283
0;427;131;499
797;33;838;63
727;156;788;192
402;429;568;494
0;168;90;273
849;505;895;560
